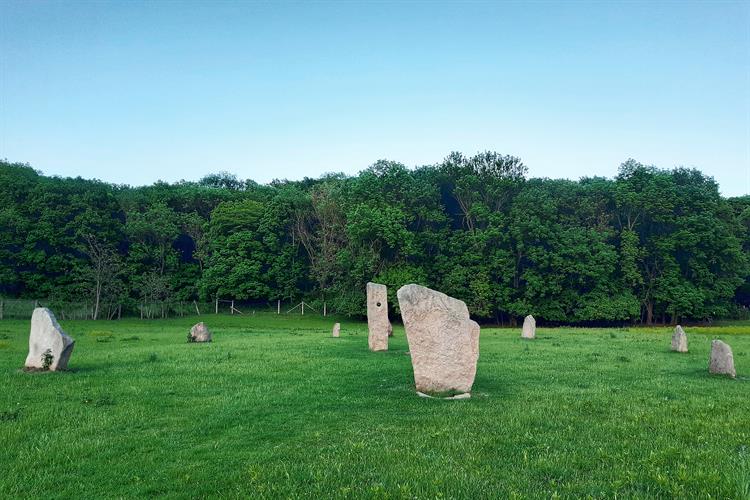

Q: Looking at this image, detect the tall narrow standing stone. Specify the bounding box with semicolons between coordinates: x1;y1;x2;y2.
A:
709;340;736;378
332;323;341;338
367;282;390;351
521;315;536;339
671;325;688;353
397;284;480;397
24;308;75;371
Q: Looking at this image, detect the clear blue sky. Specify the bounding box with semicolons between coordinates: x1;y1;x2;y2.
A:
1;0;748;196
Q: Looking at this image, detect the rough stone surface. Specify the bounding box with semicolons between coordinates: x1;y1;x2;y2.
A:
671;325;688;353
332;323;341;338
24;308;75;371
521;315;536;339
367;282;391;351
397;284;480;395
709;340;736;378
189;322;212;342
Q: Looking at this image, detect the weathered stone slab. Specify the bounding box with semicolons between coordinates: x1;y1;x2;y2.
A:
709;340;736;378
521;315;536;339
189;322;212;342
24;308;75;371
367;282;390;351
671;325;688;353
397;284;480;396
332;323;340;338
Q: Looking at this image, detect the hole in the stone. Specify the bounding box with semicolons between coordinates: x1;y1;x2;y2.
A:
376;302;382;307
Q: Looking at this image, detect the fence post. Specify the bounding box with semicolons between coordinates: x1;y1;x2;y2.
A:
323;302;327;316
193;300;200;315
215;297;219;314
302;301;304;316
0;299;3;320
277;299;280;315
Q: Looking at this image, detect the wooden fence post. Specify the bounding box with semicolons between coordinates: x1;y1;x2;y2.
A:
215;297;219;314
323;302;327;316
301;301;304;315
231;300;234;315
193;300;200;315
277;299;280;315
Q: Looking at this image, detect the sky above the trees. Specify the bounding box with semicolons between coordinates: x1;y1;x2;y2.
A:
1;1;748;196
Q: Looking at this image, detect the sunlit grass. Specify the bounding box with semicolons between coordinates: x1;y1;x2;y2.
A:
0;314;747;497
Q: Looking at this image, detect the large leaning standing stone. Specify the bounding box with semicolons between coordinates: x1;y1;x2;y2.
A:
397;284;480;396
521;315;536;339
709;340;736;378
189;322;212;342
671;325;688;353
332;323;341;338
367;282;391;351
24;308;75;371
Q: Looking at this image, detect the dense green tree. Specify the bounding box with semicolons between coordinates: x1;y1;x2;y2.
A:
1;156;747;323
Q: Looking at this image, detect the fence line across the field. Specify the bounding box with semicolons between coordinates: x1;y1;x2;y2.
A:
0;298;334;320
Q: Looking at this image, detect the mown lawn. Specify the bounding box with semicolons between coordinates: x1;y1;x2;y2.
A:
0;314;748;498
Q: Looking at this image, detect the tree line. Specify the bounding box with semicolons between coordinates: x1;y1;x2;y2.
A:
1;153;748;324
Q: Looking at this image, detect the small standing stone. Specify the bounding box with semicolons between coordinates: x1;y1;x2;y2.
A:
367;282;391;351
332;323;341;338
521;315;536;339
25;308;75;371
189;322;212;342
671;325;688;353
709;340;736;378
397;284;480;397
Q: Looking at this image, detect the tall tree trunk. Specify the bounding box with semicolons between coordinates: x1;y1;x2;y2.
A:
93;279;101;320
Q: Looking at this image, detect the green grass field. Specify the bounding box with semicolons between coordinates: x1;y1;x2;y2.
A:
0;314;748;498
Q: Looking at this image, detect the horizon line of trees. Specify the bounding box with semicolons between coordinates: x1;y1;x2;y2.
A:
1;153;748;325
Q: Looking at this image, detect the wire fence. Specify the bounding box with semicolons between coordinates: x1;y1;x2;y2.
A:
0;297;337;320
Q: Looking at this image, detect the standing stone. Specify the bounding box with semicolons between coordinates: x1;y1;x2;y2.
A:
397;284;480;397
671;325;688;353
521;315;536;339
709;340;736;378
189;322;212;342
24;308;75;371
367;282;391;351
332;323;341;338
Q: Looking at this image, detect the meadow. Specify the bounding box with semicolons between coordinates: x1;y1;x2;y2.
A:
0;314;748;498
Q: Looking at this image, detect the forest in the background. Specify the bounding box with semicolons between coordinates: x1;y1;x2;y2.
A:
1;153;748;325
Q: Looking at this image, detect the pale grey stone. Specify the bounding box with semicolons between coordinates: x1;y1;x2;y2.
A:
332;323;340;338
367;282;390;351
397;284;480;396
671;325;688;353
417;391;471;400
189;322;212;342
24;308;74;371
709;340;736;378
521;315;536;339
